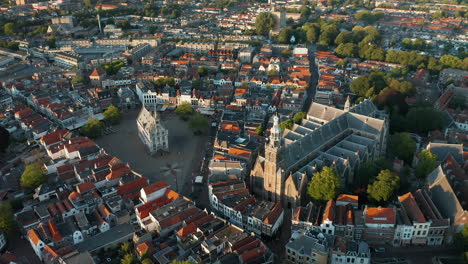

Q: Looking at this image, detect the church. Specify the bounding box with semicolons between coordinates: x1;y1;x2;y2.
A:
136;106;169;155
250;98;389;208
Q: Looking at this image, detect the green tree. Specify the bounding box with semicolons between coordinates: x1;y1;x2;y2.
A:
0;126;9;152
103;105;122;125
255;12;276;36
120;242;132;254
307;167;341;202
20;164;47;190
278;27;294;44
318;24;338;46
389;132;416;164
256;124;263;136
71;76;84;84
355;11;383;24
292;112;306;124
350;76;372;97
415;150;438;179
47;37;57;49
0;202;16;235
453;225;468;252
3;22;15;35
141;259;153;264
440;55;463;69
171;261;192;264
427;57;442;72
367;169;400;202
357;158;391;186
405;107;445;135
306;27;319;42
279;119;294;131
175;102;194;117
267;69;278;77
148;25;158;34
121;253;136;264
80;117;104;138
198;66;208;77
188;113;209;134
335;43;357;58
299;5;311;18
334;30;353;45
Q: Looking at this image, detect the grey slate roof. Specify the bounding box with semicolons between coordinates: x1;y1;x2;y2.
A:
426;143;464;165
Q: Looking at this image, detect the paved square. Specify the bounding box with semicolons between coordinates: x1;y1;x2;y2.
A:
96;109;207;195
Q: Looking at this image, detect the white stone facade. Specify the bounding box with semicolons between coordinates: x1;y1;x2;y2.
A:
136;107;169;155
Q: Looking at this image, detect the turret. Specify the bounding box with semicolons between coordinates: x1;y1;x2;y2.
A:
269;114;281;147
344;96;351;112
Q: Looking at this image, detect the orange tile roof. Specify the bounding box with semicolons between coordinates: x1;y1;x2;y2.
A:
116;177;148;197
365;207;396;224
337;194;358;204
142;181;169;195
48;221;62;242
28;229;41;246
263;203;283;225
322;200;336;222
136;241;156;257
68;191;82;203
136;189;179;219
228;147;251;158
399;192;426;223
106;164;131;180
76;182;96;194
98;204;111;218
159;207;200;229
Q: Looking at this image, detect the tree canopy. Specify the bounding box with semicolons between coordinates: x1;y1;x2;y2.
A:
103;105;123;125
389;133;416;164
453;225;468;253
405;107;445;135
0;126;9;152
367;169;400;202
307;166;341;202
357;158;391;187
415;150;438;179
255;12;275;36
175;102;194;117
20;164;47;190
189;113;209;134
292;112;306;124
80;117;104;138
355;11;384;24
0;202;15;236
101;60;125;75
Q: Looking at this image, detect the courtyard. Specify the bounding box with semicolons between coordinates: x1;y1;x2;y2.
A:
96;108;209;196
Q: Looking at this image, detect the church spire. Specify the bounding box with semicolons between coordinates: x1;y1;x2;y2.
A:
269;114;281;147
344;96;351;112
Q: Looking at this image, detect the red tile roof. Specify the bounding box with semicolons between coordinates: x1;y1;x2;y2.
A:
159;207;200;229
76;182;96;194
28;229;41;246
48;220;62;242
337;194;358;204
322;200;336;222
106;164;131;180
263;203;283;225
142;181;169;196
365;207;396;225
116;177;148;199
399;192;426;223
136;241;156;257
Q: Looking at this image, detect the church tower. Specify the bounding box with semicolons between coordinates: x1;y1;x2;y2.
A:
344;96;351;112
263;114;284;202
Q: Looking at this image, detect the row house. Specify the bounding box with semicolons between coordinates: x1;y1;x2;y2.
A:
208;181;284;237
